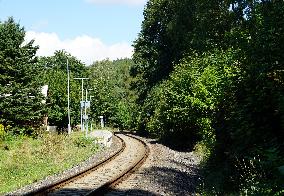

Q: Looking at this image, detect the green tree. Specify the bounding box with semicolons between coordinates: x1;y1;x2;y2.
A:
0;17;44;133
146;49;241;149
37;50;86;129
131;0;236;102
131;0;197;100
208;1;284;193
132;0;284;194
88;58;137;129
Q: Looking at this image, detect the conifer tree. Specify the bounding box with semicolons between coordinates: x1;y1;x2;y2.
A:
0;17;44;132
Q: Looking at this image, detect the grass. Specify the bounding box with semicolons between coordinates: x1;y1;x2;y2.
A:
0;131;99;194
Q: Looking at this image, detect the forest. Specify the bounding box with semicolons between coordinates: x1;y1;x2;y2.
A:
1;0;284;195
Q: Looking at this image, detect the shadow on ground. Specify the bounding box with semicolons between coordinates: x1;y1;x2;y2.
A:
47;188;157;196
113;131;201;195
125;131;195;152
141;166;200;195
48;165;200;196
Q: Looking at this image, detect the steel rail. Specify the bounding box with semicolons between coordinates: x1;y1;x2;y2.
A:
23;134;125;196
86;133;150;195
25;133;149;196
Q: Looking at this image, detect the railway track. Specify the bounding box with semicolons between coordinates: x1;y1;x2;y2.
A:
27;133;149;196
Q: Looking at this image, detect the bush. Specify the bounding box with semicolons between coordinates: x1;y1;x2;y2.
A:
145;49;241;149
0;124;4;138
73;136;98;152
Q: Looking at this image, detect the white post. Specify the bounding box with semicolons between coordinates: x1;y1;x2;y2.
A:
81;80;84;132
67;59;71;134
85;89;88;137
100;116;104;128
89;95;94;133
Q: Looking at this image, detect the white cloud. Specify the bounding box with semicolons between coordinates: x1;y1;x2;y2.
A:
25;31;133;65
85;0;147;6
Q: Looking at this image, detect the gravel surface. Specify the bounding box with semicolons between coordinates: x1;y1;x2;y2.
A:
107;134;202;196
7;135;122;196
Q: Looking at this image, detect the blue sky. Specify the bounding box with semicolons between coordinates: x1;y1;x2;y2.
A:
0;0;147;64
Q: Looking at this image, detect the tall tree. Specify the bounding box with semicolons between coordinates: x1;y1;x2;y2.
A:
131;0;196;101
88;58;137;129
36;50;87;128
131;0;284;193
0;17;44;132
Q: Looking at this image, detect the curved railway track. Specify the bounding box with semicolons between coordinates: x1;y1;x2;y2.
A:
27;133;149;196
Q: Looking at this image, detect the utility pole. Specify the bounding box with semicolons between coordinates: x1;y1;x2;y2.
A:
85;89;88;137
90;95;94;133
74;78;89;132
67;59;71;134
84;89;92;137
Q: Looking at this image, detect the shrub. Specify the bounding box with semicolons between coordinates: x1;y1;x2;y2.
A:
0;124;4;138
146;49;241;149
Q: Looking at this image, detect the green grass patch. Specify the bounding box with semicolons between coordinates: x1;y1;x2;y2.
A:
0;131;99;194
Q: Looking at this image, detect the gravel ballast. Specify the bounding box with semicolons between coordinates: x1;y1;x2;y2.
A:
107;134;202;196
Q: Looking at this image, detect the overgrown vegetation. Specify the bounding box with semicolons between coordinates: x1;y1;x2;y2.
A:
145;50;241;150
0;131;98;194
130;0;284;194
36;51;87;128
87;59;138;130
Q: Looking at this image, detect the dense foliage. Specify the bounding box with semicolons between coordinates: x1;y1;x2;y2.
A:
88;59;137;130
0;18;44;133
36;51;87;128
132;0;196;99
145;50;241;149
0;18;88;132
131;0;284;194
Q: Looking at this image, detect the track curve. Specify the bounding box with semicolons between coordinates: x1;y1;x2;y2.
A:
30;133;148;196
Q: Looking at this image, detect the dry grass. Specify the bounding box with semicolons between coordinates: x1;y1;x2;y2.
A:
0;131;99;194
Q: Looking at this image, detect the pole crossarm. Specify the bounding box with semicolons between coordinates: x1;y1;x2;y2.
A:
74;78;90;80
